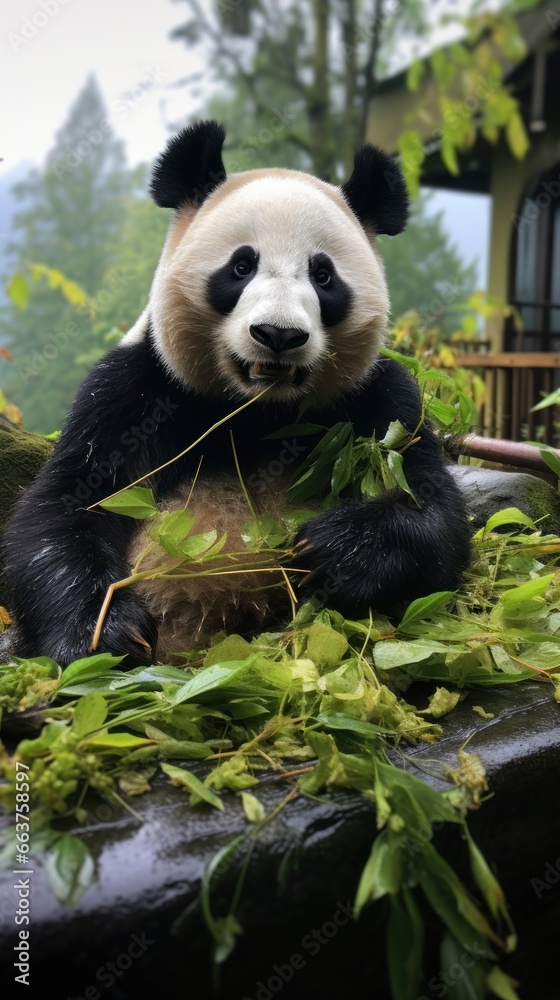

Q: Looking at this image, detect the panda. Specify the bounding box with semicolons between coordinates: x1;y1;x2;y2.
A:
2;121;471;667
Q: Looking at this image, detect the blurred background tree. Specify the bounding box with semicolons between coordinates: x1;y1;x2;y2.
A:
1;0;539;433
1;76;130;431
172;0;429;181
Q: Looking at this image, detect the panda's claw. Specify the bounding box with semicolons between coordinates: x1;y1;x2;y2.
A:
296;566;323;589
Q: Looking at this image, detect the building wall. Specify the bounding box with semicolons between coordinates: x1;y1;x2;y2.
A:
489;130;560;350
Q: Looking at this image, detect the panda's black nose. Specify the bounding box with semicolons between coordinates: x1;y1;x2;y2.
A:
250;324;309;353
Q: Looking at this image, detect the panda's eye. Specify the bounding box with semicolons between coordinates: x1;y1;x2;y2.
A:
233;259;254;279
314;267;331;287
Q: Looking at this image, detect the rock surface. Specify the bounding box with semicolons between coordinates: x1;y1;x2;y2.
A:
0;417;53;535
0;684;559;999
449;463;560;534
0;417;52;605
1;446;560;997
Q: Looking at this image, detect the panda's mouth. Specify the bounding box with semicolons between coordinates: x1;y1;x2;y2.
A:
235;357;308;385
250;360;298;381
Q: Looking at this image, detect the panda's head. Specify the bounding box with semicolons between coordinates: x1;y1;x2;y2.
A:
141;121;408;406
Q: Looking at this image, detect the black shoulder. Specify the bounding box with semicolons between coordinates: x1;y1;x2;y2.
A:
55;336;183;451
326;358;422;438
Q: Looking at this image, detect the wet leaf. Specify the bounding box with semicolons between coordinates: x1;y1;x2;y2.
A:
79;732;156;754
241;791;266;824
420;687;461;718
161;762;224;810
46;834;95;905
306;623;348;668
72;693;108;738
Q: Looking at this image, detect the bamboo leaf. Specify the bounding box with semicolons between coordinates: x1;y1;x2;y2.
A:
46;835;95;905
59;653;126;689
400;592;455;628
6;273;29;309
79;732;156;753
72;693;108;738
98;486;157;519
161;762;224;810
506;111;529;160
241;791;266;824
387;890;424;1000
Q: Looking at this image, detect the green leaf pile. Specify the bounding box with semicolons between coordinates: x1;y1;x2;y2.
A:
2;510;560;996
2;355;559;1000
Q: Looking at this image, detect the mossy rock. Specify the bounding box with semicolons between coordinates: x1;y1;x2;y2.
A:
0;418;52;606
0;417;52;532
449;464;560;535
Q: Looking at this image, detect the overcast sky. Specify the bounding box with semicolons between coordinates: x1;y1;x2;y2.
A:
1;0;490;285
2;0;206;169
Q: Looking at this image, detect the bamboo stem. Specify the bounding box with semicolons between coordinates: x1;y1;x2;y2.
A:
86;384;272;511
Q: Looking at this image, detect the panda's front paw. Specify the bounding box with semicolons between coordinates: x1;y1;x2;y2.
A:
290;504;375;611
95;590;159;666
28;592;159;668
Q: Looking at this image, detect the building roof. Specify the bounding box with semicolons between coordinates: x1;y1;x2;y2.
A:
367;2;560;193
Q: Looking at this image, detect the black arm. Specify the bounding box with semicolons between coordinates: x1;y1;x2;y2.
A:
2;338;193;666
292;360;471;613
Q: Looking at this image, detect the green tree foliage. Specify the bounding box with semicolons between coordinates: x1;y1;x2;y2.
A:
398;4;539;195
1;75;130;432
173;1;477;323
172;0;429;181
76;168;171;369
172;1;538;189
380;193;477;325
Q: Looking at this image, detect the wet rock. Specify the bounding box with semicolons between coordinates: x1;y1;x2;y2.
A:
0;684;559;999
449;464;560;534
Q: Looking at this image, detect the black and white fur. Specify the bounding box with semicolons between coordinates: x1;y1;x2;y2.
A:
2;122;470;666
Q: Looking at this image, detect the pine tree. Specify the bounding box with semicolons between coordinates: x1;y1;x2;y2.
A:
379;193;478;326
1;75;129;432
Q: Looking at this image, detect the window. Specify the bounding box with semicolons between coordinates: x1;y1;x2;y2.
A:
507;165;560;351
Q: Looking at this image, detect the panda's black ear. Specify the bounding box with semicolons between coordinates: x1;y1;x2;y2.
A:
342;145;409;236
150;121;227;210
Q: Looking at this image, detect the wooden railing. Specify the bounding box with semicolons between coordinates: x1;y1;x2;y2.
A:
455;352;560;444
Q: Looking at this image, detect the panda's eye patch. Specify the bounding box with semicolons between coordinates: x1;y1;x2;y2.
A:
309;252;353;327
208;245;259;316
233;258;254;279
